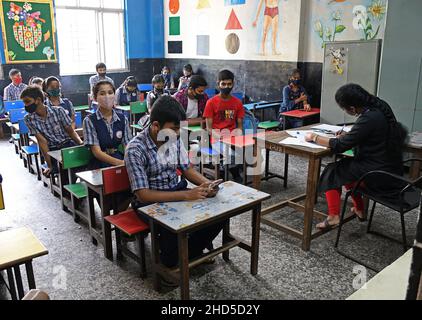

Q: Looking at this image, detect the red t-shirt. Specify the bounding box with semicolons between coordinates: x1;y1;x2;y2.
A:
203;95;245;131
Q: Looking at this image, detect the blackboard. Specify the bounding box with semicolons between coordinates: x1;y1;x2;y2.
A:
0;0;57;63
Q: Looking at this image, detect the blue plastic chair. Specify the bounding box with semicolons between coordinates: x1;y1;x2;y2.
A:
232;92;244;100
137;83;152;92
19;119;41;180
4;100;24;113
205;88;217;98
75;111;82;128
9;109;27;124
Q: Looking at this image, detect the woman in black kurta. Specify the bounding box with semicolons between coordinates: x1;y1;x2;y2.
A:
305;84;406;229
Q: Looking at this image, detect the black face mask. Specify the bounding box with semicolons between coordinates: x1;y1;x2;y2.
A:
155;88;164;94
194;93;204;100
98;73;106;78
220;87;233;95
25;103;37;113
289;79;301;86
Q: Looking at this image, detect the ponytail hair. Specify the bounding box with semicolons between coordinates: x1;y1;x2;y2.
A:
335;83;407;155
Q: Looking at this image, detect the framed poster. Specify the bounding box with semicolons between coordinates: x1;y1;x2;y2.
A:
0;0;57;64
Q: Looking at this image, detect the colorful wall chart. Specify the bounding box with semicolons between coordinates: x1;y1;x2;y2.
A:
0;0;57;63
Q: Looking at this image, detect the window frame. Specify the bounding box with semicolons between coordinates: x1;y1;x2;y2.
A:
55;0;128;76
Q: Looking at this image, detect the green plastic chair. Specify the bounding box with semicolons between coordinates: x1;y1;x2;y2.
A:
130;101;147;114
73;105;90;112
258;121;280;130
61;146;93;199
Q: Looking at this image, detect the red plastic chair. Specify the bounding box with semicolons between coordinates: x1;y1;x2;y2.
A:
102;166;150;277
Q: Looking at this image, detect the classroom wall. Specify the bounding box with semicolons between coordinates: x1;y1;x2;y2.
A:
163;0;388;106
0;0;165;105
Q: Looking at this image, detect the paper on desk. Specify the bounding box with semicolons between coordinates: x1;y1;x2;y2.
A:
287;130;332;139
409;132;422;146
312;124;352;133
279;137;327;149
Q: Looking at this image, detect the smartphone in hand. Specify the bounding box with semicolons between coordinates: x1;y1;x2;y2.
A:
208;179;224;190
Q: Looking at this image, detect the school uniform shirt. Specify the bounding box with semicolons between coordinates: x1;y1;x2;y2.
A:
89;75;115;92
3;83;28;101
173;88;208;117
178;76;191;91
203;95;245;131
146;89;170;112
83;108;132;149
162;73;175;89
125;128;190;192
115;86;139;106
45;98;75;118
319;107;404;195
280;85;308;113
24;105;72;149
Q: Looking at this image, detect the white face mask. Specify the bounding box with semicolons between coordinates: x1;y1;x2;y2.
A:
97;94;115;110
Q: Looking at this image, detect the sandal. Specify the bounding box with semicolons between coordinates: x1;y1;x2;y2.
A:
316;218;339;230
351;207;366;222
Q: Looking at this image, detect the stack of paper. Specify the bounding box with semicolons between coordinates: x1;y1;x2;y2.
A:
279;137;327;149
312;124;352;134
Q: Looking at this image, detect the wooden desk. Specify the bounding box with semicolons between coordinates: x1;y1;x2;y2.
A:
405;140;422;180
47;150;66;200
280;108;320;130
76;169;120;260
138;181;270;300
252;126;355;251
0;227;48;300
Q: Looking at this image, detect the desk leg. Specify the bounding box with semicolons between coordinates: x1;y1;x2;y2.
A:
100;194;113;261
13;266;25;299
251;204;262;275
302;157;321;251
149;221;161;292
178;232;190;300
87;188;97;245
410;152;422;180
25;261;36;289
252;143;263;190
58;163;67;212
265;149;270;179
222;220;231;262
242;146;247;185
6;268;17;300
284;154;289;189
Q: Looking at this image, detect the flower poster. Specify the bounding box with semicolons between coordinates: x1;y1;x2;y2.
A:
0;0;57;63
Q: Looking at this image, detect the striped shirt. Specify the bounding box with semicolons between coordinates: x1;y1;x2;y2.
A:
125;128;190;192
3;83;28;101
83;109;132;147
45;98;75;118
24;105;72;149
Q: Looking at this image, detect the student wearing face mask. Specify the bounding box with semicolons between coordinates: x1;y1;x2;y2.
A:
177;64;193;91
146;75;170;113
203;70;245;182
89;63;115;98
43;76;76;129
23;86;82;177
29;76;44;89
2;69;28;117
83;80;132;169
115;76;139;106
304;84;407;230
173;75;208;124
280;69;311;128
161;66;175;90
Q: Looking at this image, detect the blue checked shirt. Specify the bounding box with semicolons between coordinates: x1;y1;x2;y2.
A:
83;109;132;147
45;98;75;118
125;128;190;192
3;83;28;101
24;105;72;149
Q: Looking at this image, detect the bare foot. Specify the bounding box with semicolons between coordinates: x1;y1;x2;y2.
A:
351;207;364;220
316;215;340;229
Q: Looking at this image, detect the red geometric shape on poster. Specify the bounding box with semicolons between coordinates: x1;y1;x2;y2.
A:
169;0;180;14
225;9;242;30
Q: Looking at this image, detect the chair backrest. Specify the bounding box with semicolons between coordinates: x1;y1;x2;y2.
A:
75;111;82;128
18;119;29;135
102;166;130;195
130;101;147;114
9;108;27;123
205;88;216;98
61;145;93;170
4;100;24;113
137;83;153;92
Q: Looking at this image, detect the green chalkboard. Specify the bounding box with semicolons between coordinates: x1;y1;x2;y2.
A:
0;0;57;63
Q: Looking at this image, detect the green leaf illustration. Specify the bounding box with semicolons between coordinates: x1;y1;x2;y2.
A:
335;25;346;33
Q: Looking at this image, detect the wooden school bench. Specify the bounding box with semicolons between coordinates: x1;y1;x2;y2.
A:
137;181;270;300
0;227;48;300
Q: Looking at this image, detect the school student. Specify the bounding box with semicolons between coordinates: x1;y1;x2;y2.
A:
173;75;209;122
22;86;83;177
43;76;76;129
161;66;175;90
3;69;28;102
177;64;193;91
280;69;311;128
203;69;245;181
89;62;115;96
304;83;407;229
146;75;170;113
115;76;139;106
29;76;44;88
83;80;132;168
125;95;223;269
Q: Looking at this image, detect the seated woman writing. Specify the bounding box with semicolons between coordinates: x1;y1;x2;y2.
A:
305;83;407;230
